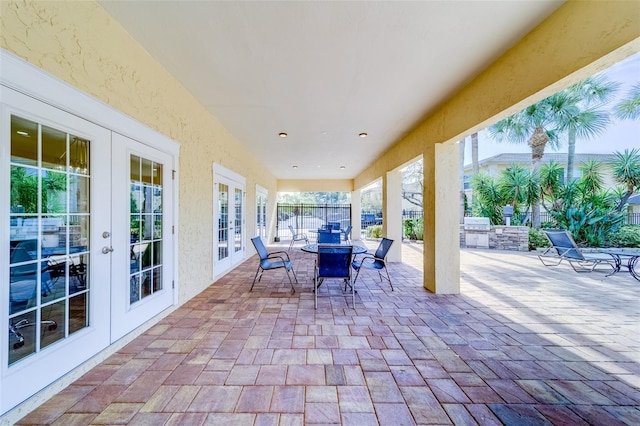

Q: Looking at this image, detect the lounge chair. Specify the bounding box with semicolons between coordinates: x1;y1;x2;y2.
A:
538;229;616;273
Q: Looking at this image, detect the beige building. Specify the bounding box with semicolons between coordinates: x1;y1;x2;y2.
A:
1;0;639;419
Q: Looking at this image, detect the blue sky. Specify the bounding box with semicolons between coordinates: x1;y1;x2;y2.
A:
466;52;640;162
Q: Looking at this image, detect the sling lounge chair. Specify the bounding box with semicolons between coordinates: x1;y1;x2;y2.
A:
538;229;616;273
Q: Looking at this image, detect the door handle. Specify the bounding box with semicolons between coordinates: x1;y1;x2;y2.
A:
102;246;114;254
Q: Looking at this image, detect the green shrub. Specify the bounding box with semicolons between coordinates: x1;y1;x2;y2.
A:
528;227;550;251
366;225;383;239
403;218;423;240
607;225;640;248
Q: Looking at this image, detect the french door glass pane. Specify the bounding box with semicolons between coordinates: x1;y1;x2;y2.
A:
234;188;242;253
218;183;229;261
8;115;90;366
129;155;163;305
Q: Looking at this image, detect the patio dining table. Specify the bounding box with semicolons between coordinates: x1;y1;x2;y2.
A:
301;243;367;255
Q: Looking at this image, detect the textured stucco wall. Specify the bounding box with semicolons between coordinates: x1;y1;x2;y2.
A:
354;0;640;190
351;0;639;290
1;0;278;301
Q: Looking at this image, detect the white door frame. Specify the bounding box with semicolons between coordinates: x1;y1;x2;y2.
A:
110;133;175;341
1;87;112;412
256;185;268;240
0;48;180;415
213;163;246;279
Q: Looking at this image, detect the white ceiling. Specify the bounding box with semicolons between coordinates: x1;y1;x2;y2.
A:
99;0;564;181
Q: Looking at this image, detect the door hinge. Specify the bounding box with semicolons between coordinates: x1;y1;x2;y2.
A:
172;225;175;234
172;170;176;180
172;280;175;289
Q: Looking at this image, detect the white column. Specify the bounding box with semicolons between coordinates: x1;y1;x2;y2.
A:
351;188;362;241
384;170;403;262
423;140;461;293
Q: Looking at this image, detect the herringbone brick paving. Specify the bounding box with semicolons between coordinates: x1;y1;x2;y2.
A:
16;241;640;425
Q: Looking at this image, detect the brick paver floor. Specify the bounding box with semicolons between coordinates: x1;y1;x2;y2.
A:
15;241;640;425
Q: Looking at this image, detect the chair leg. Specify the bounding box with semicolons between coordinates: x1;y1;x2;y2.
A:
250;267;263;291
352;267;362;286
285;267;297;294
383;267;393;291
288;240;294;251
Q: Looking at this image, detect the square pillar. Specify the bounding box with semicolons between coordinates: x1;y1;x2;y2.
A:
383;170;402;262
351;188;362;240
423;140;460;294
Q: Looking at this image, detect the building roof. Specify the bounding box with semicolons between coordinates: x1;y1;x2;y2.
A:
465;153;618;169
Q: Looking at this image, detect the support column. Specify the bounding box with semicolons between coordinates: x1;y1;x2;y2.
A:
351;188;362;241
423;140;460;293
383;170;402;262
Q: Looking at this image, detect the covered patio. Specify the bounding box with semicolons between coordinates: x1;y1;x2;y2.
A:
16;241;640;425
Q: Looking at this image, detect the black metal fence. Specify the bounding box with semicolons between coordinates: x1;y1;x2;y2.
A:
276;204;351;240
540;211;640;226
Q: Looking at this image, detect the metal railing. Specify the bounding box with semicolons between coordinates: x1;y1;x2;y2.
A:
276;204;351;240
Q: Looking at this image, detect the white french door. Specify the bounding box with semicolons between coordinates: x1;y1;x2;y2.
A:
111;133;174;341
256;185;268;240
1;88;175;413
1;87;111;412
213;164;245;278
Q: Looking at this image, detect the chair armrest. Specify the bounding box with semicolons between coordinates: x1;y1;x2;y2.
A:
354;254;376;264
268;250;292;262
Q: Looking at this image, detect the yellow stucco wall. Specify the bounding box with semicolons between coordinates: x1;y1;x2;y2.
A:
351;0;639;290
278;179;353;192
355;0;640;191
1;0;278;301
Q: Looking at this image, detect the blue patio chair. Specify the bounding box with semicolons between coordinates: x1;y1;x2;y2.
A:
341;225;352;242
288;225;309;251
352;237;394;291
318;230;340;243
9;240;57;349
328;222;340;231
315;244;354;308
250;237;298;294
538;229;616;273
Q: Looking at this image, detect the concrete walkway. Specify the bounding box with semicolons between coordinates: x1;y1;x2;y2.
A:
15;241;640;425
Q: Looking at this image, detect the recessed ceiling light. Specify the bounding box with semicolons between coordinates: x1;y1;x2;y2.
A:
292;165;298;169
279;132;288;138
340;165;346;169
359;132;367;138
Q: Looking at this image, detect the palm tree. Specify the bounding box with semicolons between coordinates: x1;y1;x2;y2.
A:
611;148;640;211
614;82;640;120
558;75;618;183
488;96;564;228
498;163;530;222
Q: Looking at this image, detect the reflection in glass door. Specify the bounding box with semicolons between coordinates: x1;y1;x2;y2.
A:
111;133;173;341
8;115;91;365
217;183;229;262
2;87;111;414
256;186;268;239
129;155;164;304
213;164;245;277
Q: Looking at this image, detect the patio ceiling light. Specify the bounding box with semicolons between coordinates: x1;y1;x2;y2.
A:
359;132;367;138
279;132;288;138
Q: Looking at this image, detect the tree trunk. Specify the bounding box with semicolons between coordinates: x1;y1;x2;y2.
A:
459;138;466;223
471;132;479;175
528;127;549;228
566;127;576;184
